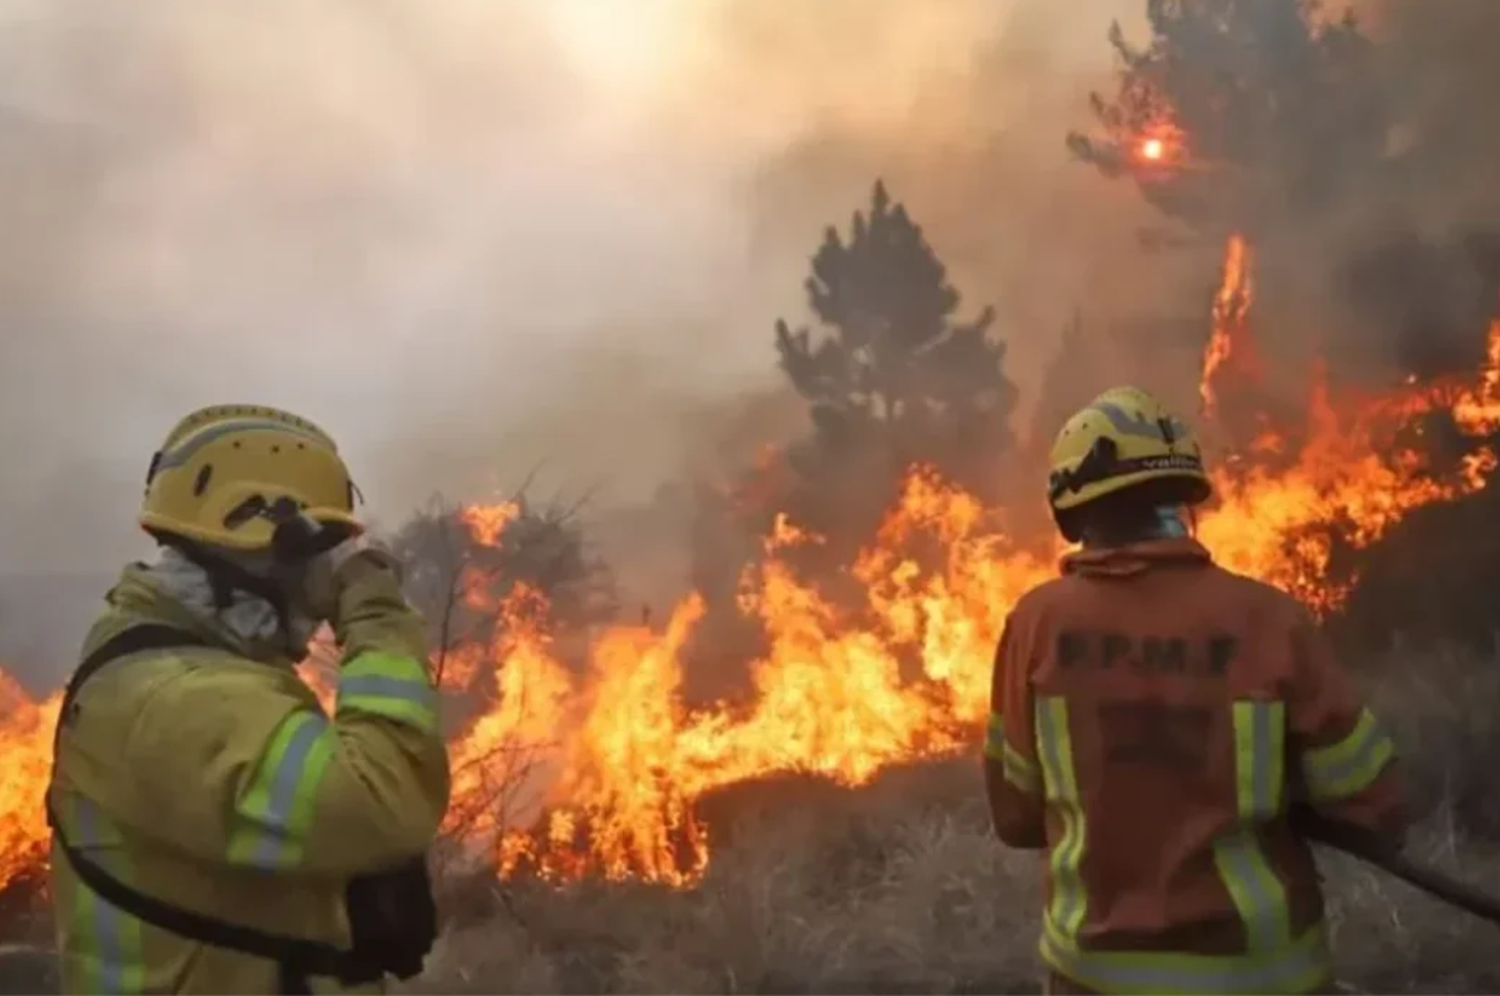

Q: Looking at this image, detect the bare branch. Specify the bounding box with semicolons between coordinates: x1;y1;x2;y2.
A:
432;506;463;691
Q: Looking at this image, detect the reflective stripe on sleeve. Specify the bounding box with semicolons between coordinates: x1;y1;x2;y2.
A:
984;713;1040;794
337;651;440;735
1301;707;1395;801
65;795;146;994
227;710;335;870
1034;696;1087;942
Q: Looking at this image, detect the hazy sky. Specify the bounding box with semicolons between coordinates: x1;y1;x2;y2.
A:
0;0;1153;563
0;0;1166;673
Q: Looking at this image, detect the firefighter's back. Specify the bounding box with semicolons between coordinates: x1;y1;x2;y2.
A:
988;384;1402;995
1020;543;1330;955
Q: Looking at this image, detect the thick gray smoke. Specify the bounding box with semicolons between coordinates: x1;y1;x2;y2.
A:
1332;0;1500;379
0;0;1170;684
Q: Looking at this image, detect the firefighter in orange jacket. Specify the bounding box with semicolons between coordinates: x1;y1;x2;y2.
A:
984;385;1405;995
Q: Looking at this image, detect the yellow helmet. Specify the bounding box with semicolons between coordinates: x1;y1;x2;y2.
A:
140;404;363;553
1047;385;1211;535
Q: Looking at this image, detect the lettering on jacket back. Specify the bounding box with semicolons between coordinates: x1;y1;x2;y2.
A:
1055;630;1238;679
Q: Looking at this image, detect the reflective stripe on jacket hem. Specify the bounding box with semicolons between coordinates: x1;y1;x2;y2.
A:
1039;917;1332;996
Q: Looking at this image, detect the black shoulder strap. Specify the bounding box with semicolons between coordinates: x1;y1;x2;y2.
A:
47;624;374;986
48;819;365;981
50;624;211;771
56;624;209;742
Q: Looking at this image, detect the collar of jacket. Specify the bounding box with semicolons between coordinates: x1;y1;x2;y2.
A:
1060;536;1213;578
102;563;302;670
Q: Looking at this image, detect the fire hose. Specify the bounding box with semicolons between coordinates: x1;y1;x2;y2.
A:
1294;807;1500;925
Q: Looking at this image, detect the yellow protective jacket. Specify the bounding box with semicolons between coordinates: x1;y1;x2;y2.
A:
47;560;451;994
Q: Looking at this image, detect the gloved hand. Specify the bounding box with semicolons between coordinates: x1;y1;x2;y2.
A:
298;534;403;623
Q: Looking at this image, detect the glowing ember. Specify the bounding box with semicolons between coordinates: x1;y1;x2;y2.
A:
1132;123;1184;166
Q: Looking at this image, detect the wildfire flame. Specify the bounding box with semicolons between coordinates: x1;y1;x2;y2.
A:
0;673;59;893
1201;233;1259;419
2;237;1499;893
458;501;521;547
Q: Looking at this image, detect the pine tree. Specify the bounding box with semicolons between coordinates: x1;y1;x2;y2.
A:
773;179;1016;491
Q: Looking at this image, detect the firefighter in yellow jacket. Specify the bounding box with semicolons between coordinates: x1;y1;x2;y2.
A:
46;404;452;994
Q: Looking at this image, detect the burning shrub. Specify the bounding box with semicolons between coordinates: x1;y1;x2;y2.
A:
387;488;618;680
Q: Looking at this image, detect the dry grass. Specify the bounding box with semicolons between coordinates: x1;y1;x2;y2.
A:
408;772;1500;995
10;645;1500;994
411;766;1046;995
408;646;1500;995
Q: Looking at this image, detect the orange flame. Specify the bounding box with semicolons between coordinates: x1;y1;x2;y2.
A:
3;272;1500;892
1200;233;1258;419
0;672;59;893
459;501;521;547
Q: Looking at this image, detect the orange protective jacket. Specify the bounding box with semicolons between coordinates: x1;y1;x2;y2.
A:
984;538;1404;995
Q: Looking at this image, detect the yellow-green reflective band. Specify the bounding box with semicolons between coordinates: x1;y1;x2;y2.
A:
68;795;146;994
1232;700;1285;818
227;710;335;870
1213;831;1291;951
983;713;1006;760
1301;708;1395;801
343;649;430;684
337;651;439;735
1040;917;1331;996
1220;700;1291;953
1035;696;1087;940
984;714;1040;793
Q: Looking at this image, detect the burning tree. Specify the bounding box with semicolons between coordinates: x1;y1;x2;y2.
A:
387;487;617;679
1064;2;1500;649
1066;0;1383;240
769;179;1018;558
1068;0;1500;389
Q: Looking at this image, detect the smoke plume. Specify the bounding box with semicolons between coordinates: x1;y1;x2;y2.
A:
0;0;1169;683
